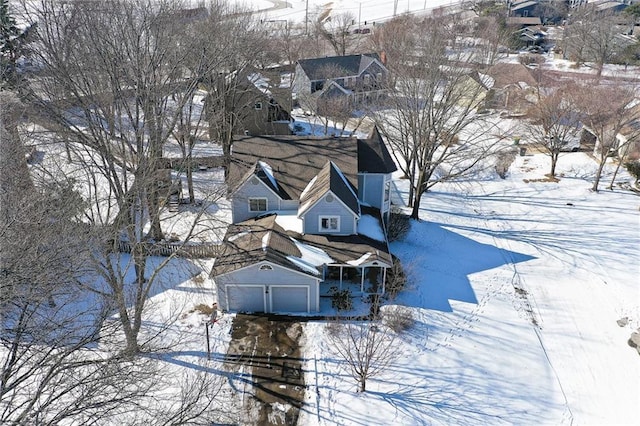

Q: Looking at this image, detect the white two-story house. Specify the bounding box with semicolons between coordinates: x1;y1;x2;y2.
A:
211;128;397;314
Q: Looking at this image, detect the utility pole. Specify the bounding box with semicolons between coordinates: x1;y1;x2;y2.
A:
305;0;309;35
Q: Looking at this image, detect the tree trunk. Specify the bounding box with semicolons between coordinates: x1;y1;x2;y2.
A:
607;158;624;190
592;158;607;192
550;153;558;177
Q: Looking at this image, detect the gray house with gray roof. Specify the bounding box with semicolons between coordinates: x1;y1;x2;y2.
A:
292;53;389;113
212;129;397;314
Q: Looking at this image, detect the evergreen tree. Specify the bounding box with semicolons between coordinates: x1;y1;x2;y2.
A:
1;0;34;88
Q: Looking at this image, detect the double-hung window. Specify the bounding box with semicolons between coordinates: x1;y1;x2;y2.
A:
319;216;340;232
249;198;267;212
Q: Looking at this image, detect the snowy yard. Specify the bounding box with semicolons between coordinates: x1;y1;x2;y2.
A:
297;152;639;425
137;148;640;425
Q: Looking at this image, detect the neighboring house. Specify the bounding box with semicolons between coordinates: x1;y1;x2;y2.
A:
455;71;495;110
585;101;640;159
206;67;292;139
510;0;540;18
485;63;538;114
292;53;389;113
506;16;543;27
211;128;397;314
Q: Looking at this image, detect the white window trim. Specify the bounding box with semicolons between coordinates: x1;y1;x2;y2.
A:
259;264;273;271
255;101;263;110
248;197;268;212
319;215;340;233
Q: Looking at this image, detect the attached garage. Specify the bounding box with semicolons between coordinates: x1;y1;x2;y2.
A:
270;286;309;313
226;285;266;313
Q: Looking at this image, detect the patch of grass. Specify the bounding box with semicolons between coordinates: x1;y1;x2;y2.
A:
193;303;213;315
523;176;560;183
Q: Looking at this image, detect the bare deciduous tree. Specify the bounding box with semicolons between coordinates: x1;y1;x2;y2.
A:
1;93;155;425
315;11;358;57
525;84;582;177
374;15;503;219
571;83;640;192
326;318;398;392
19;0;230;355
565;7;622;77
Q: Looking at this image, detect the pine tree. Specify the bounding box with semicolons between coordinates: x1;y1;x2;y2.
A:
1;0;33;88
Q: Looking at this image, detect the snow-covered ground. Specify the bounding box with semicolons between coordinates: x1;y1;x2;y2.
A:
228;0;463;26
296;152;640;425
136;145;639;425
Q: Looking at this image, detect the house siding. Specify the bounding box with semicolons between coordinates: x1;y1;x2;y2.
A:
281;200;299;211
216;262;319;313
232;178;282;223
301;195;357;235
292;63;312;97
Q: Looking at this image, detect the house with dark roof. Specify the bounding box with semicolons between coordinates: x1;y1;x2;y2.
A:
205;67;292;139
211;128;397;314
484;63;538;113
292;53;389;113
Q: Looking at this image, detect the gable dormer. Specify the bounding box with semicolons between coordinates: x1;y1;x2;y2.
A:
231;160;287;223
298;161;360;235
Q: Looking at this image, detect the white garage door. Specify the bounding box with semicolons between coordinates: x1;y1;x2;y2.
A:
271;286;309;313
226;286;266;312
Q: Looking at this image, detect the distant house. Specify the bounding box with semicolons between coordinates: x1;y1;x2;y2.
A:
455;71;495;110
485;63;538;114
292;53;389;113
211;128;397;314
510;0;540;18
206;67;292;140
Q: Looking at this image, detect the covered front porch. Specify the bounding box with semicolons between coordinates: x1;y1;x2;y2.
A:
320;262;390;296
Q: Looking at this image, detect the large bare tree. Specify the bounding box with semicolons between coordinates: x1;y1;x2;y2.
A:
18;0;231;355
564;6;623;77
374;14;503;219
571;82;640;192
525;84;583;177
326;318;398;392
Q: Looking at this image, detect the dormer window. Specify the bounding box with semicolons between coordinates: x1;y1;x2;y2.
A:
319;216;339;232
249;197;267;212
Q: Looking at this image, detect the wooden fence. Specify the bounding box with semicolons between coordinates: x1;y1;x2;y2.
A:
116;240;219;259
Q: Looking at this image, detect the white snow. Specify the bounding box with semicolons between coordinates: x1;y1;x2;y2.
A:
261;231;271;250
357;214;386;242
298;150;640;425
346;252;372;266
290;237;334;266
274;212;304;234
258;160;279;190
285;255;322;275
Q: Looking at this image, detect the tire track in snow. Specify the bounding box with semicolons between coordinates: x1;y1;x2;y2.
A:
473;184;575;426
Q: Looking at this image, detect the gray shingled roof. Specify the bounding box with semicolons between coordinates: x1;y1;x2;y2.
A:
297;54;381;81
229;135;359;200
211;212;393;278
211;214;312;277
358;127;398;174
299;161;360;216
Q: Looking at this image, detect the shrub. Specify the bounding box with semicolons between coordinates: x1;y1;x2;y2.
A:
495;149;517;179
386;254;407;299
624;161;640;186
387;207;411;242
382;306;414;333
329;287;353;311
